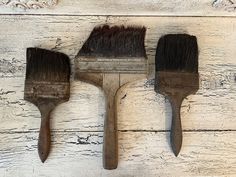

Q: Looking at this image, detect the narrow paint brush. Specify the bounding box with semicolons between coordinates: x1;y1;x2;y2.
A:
24;48;71;162
155;34;199;156
75;25;147;169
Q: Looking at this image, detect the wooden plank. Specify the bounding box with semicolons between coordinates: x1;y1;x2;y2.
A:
118;67;236;131
1;64;235;132
0;16;235;131
0;131;235;176
0;78;105;132
0;15;235;79
0;0;236;16
0;0;57;9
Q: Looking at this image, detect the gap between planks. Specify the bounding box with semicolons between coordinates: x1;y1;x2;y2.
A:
1;0;236;17
1;14;236;18
0;129;235;134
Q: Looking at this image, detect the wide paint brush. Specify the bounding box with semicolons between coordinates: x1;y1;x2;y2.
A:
24;48;71;162
75;25;147;169
155;34;199;156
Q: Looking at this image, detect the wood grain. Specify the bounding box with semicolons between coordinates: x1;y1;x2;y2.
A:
102;74;120;169
0;0;236;16
1;68;235;132
0;16;235;132
76;57;148;74
0;0;57;9
0;131;235;177
0;15;235;78
0;10;235;176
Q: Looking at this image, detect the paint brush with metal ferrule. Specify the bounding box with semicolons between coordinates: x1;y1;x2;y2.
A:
24;48;71;162
75;25;147;169
155;34;199;156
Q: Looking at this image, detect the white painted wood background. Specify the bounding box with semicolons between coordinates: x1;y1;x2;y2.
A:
0;0;235;177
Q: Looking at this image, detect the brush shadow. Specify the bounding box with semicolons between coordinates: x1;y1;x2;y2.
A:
153;79;172;151
164;97;172;150
115;79;149;165
52;80;105;132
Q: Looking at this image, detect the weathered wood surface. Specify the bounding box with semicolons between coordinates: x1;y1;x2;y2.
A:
0;0;57;9
0;0;236;16
0;131;235;177
1;72;235;132
0;15;235;78
0;5;235;177
0;16;235;132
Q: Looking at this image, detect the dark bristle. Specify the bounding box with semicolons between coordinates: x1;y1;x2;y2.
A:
26;48;71;82
155;34;198;73
78;25;147;58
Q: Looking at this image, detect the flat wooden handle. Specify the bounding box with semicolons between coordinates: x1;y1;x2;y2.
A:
38;111;51;163
170;97;183;157
103;95;118;170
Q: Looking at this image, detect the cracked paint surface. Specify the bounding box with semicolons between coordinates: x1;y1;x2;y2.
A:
0;0;57;9
212;0;236;11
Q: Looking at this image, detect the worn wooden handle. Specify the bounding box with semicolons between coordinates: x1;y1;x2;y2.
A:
170;97;183;157
103;94;118;170
155;72;199;156
38;111;51;163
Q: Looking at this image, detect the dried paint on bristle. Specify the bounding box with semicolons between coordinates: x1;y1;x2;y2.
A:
26;48;71;82
155;34;198;73
78;25;147;58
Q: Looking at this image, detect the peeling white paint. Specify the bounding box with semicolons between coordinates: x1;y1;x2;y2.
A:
0;0;57;9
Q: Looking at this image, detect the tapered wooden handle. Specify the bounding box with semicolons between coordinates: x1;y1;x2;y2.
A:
38;111;51;163
170;97;183;157
103;94;118;170
155;71;199;156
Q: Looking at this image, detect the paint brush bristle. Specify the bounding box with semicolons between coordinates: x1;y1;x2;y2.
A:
155;34;198;73
26;48;70;82
79;25;147;58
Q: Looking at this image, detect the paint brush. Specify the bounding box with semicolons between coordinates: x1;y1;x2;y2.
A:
24;48;71;162
75;25;147;169
155;34;199;156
